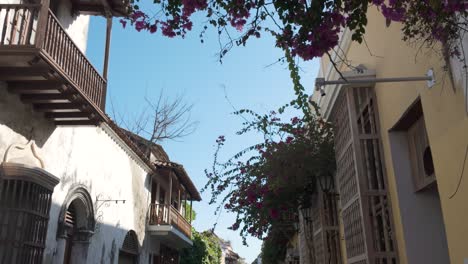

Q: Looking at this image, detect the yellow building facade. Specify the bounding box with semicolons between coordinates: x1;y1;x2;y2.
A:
313;6;468;264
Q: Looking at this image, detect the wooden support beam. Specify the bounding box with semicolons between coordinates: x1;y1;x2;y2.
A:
45;112;96;119
7;80;66;93
0;67;51;80
45;112;94;119
21;94;70;103
34;103;84;112
75;4;105;14
99;0;114;13
55;120;96;126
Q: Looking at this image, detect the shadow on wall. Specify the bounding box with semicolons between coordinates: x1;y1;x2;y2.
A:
0;83;56;149
43;201;152;264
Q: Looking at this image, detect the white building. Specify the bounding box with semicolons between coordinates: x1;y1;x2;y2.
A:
0;0;201;263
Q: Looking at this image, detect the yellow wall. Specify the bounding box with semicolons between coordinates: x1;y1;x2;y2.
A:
326;6;468;264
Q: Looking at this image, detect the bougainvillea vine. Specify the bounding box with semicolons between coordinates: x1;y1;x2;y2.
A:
199;50;335;242
123;0;468;61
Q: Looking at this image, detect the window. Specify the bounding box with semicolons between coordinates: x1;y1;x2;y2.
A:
0;163;59;264
390;98;436;192
407;116;436;191
119;230;139;264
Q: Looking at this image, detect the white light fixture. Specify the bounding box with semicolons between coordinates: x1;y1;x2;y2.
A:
315;69;435;96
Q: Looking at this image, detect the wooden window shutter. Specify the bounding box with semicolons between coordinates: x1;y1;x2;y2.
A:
407;116;436;190
311;191;342;264
121;230;139;255
330;87;398;264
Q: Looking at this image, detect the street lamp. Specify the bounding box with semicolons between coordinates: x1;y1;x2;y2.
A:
318;173;335;194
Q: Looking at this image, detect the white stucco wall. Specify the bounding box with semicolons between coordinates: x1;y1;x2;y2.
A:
0;82;158;263
54;0;90;52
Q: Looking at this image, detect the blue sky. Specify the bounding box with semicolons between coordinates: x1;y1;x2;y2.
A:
87;14;319;263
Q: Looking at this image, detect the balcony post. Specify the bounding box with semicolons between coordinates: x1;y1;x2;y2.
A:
156;183;160;204
178;186;181;212
168;172;173;223
190;199;193;224
103;16;112;80
35;0;50;48
182;191;187;218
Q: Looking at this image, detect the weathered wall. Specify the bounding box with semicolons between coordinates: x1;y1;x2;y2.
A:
0;83;156;263
315;6;468;264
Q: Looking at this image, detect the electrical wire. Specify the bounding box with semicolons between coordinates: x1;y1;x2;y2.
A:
449;144;468;199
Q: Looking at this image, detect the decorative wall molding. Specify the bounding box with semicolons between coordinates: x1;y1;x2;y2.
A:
0;162;59;191
57;185;96;242
3;140;45;169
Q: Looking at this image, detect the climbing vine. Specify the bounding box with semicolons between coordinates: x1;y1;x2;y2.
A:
180;229;222;264
201;50;335;243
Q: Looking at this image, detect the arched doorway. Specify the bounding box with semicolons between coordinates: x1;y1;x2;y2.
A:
57;186;95;264
118;230;139;264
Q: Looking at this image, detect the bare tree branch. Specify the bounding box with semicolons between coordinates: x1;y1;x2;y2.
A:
113;90;199;145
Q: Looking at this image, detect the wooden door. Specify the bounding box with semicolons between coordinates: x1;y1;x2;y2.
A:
63;204;76;264
118;251;137;264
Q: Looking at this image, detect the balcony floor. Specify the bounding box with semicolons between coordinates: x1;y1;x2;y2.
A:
147;224;193;249
0;50;107;126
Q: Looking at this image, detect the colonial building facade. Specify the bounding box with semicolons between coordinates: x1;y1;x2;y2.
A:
308;5;468;264
0;0;200;263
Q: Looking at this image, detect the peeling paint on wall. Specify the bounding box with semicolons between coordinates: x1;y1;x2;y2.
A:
131;161;148;243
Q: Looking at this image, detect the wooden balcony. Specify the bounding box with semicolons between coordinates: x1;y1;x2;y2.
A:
0;3;108;125
149;203;192;239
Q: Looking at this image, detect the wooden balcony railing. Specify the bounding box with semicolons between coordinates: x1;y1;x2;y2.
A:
149;204;192;238
43;11;106;109
0;3;106;111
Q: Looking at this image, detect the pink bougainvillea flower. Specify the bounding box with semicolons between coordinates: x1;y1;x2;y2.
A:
291;117;300;125
149;24;157;34
269;208;279;219
119;19;127;28
135;21;147;32
230;222;240;230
